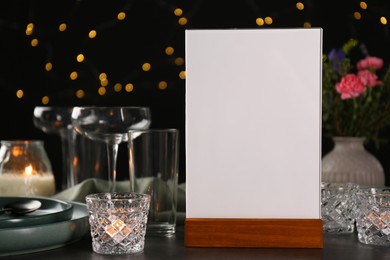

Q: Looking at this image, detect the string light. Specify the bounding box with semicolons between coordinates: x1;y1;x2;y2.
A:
174;8;183;16
45;62;53;71
59;23;67;32
125;83;134;92
98;87;106;95
165;46;174;55
89;30;97;39
142;63;151;71
380;16;388;25
30;38;38;47
16;90;24;99
179;71;186;80
296;2;304;11
178;17;187;25
360;2;368;10
117;12;126;20
114;83;122;92
70;71;78;80
256;18;265;26
25;23;34;35
75;89;85;98
158;81;168;90
76;54;85;62
41;96;49;105
264;17;273;25
175;57;184;66
354;12;362;20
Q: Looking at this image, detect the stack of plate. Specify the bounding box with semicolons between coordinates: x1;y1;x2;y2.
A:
0;197;89;256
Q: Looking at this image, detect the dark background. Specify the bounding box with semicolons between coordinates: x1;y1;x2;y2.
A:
1;0;390;190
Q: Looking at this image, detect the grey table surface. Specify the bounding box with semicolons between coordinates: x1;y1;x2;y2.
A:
2;226;390;260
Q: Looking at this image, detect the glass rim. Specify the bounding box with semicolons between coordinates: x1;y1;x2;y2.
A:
85;192;150;202
128;128;178;134
0;140;44;145
73;106;150;110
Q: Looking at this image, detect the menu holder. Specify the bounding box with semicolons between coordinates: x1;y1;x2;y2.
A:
185;28;323;248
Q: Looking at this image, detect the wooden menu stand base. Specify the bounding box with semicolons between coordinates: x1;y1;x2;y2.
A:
185;218;323;248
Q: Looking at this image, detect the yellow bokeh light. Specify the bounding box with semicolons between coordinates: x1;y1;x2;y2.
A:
41;96;49;105
125;83;134;92
174;8;183;16
303;22;312;28
296;2;304;10
70;71;78;80
76;89;85;98
59;23;67;32
101;79;109;87
175;57;185;66
117;12;126;20
25;23;33;35
158;81;168;90
45;62;53;71
89;30;97;39
178;17;187;25
142;63;151;71
114;83;122;92
354;12;362;20
380;16;388;25
31;38;38;47
165;46;174;55
76;54;85;62
98;86;106;96
16;89;24;99
265;17;273;25
179;71;186;80
99;73;107;81
256;18;264;26
360;1;367;10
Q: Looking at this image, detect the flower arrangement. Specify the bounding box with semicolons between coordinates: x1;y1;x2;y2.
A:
322;39;390;146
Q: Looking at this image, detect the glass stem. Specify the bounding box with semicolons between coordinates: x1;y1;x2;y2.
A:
107;143;119;192
59;128;71;190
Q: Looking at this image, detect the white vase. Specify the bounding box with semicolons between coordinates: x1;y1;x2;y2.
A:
322;137;385;186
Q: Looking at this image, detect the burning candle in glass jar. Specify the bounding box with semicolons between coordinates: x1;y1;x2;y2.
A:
0;140;56;197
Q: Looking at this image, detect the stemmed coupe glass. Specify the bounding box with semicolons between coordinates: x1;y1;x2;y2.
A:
71;106;151;192
33;106;73;190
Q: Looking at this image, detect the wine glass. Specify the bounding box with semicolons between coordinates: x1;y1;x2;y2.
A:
71;106;152;192
32;106;73;190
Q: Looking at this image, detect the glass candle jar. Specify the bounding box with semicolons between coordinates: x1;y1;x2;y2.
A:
0;140;55;196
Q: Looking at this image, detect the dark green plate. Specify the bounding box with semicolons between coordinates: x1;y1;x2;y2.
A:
0;197;73;228
0;202;89;256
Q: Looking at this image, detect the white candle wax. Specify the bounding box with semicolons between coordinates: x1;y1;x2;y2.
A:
0;172;55;196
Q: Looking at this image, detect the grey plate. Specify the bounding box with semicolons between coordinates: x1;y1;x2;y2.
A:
0;197;74;228
0;202;89;256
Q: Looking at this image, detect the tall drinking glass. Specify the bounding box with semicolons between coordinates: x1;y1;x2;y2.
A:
71;106;151;192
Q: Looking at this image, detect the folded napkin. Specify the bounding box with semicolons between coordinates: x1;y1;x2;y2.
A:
52;178;186;225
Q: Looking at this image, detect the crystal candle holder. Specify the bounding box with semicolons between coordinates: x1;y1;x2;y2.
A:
85;192;150;255
321;182;358;233
355;187;390;246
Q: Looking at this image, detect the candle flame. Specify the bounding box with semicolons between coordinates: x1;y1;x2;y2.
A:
24;164;34;176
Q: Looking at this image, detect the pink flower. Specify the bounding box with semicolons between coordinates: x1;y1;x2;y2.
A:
358;70;382;88
357;56;384;71
335;73;366;100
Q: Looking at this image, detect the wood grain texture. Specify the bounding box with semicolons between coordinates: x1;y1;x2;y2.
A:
185;218;323;248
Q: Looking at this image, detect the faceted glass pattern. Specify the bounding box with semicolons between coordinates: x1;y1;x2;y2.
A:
321;182;358;233
86;192;150;255
355;188;390;246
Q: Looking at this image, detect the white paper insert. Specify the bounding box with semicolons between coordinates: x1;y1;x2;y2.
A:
185;28;322;219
